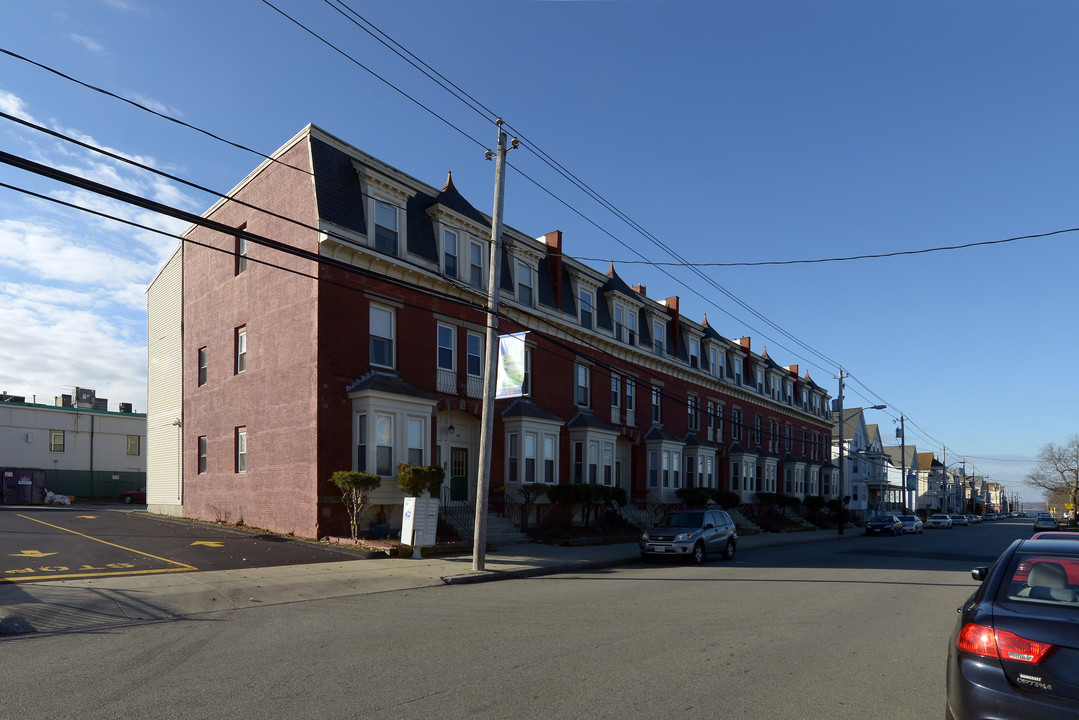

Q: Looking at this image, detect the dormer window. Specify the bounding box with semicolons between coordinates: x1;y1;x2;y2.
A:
443;229;458;278
733;358;743;384
756;368;765;392
710;347;722;379
653;320;665;356
580;289;594;329
517;262;534;306
374;199;399;255
689;339;699;369
626;310;637;345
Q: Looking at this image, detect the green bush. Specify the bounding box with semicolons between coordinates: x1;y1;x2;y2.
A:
396;463;445;497
711;489;740;510
676;487;711;508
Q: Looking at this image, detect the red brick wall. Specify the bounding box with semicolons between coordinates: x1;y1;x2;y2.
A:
183;137;322;538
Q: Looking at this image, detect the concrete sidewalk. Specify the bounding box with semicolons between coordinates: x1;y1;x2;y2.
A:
1;528;853;635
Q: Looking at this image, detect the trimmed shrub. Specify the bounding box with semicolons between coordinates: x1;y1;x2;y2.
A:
329;470;381;541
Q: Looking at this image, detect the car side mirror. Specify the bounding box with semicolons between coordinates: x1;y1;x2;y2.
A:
971;567;988;582
705;523;715;529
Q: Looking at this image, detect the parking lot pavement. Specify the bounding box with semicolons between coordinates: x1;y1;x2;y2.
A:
0;506;371;585
1;511;852;635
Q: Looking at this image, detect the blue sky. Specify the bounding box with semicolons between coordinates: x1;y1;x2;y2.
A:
2;0;1076;503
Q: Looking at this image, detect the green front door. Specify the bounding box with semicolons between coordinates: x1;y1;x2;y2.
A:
450;447;468;501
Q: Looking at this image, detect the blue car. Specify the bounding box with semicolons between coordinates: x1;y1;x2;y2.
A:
946;537;1079;719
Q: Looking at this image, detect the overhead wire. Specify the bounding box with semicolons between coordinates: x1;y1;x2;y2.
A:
0;149;830;453
0;11;988;466
255;1;842;378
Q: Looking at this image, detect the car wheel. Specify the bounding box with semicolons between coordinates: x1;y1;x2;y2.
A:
692;542;706;566
722;540;735;561
123;495;132;504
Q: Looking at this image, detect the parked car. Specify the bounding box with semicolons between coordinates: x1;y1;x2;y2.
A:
928;514;953;529
865;515;903;536
897;514;924;534
1032;531;1079;540
966;514;981;524
950;514;969;527
639;509;737;564
118;487;147;504
1034;515;1062;532
946;537;1079;719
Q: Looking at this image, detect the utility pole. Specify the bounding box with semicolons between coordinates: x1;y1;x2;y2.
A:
899;414;906;513
837;367;846;535
473;120;513;572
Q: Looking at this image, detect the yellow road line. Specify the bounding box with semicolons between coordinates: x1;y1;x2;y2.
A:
2;567;195;583
13;513;197;571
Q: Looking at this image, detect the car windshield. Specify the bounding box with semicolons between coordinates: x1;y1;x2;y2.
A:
869;516;892;523
999;553;1079;607
931;515;948;519
656;512;704;528
898;516;916;522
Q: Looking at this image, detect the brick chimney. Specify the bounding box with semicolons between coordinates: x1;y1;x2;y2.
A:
738;336;751;350
541;230;563;308
664;296;680;355
632;283;647;297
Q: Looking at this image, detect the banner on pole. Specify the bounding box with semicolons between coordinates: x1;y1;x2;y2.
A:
496;332;528;399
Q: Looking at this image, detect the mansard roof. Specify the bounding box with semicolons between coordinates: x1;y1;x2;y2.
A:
429;171;489;228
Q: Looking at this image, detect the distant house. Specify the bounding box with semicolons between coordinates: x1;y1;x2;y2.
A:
0;390;146;502
883;445;918;512
832;409;890;521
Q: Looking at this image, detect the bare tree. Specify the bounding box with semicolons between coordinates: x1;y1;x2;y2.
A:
1026;435;1079;514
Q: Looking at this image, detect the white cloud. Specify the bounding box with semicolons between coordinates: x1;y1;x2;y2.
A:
69;34;106;54
0;282;147;409
127;92;184;118
0;217;156;308
0;90;38;123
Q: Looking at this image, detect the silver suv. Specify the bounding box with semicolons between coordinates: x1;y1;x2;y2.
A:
640;509;738;564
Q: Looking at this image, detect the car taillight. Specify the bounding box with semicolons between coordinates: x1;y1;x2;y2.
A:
956;624;1057;664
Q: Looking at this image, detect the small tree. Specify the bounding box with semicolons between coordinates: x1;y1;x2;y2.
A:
803;495;826;525
545;483;578;528
516;483;549;532
329;470;381;541
396;463;446;497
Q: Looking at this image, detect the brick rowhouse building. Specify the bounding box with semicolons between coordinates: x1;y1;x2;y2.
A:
145;125;835;539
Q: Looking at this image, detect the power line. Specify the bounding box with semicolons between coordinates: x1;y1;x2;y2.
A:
255;3;843;377
1;32;950;457
571;226;1079;267
0;155;832;451
258;0;489;153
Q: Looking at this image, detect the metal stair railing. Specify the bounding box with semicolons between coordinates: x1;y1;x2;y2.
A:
439;485;476;536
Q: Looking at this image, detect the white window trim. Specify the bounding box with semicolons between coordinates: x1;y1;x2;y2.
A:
505;415;562;485
369;304;396;369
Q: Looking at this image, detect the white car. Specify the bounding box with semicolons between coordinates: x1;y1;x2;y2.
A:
927;514;953;529
897;514;924;534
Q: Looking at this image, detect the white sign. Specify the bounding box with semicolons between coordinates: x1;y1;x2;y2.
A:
495;332;528;399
